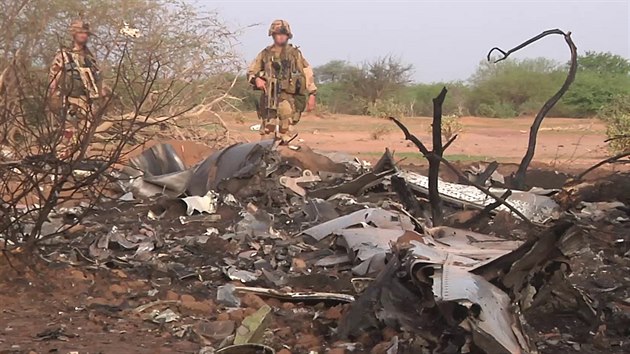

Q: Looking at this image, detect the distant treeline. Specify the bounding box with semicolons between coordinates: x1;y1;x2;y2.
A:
234;52;630;119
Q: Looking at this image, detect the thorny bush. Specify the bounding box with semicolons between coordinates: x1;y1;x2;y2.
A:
599;94;630;154
0;3;241;259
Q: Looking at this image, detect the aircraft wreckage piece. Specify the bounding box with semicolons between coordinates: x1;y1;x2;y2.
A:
127;140;275;197
336;224;585;353
278;169;321;197
428;264;529;354
301;208;415;241
399;171;559;223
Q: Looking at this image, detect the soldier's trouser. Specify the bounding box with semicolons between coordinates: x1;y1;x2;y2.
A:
59;96;91;157
259;93;301;141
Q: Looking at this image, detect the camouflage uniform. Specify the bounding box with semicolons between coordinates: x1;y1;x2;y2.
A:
247;20;317;141
48;20;102;144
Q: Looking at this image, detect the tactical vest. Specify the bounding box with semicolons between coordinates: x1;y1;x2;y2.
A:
261;45;306;96
63;50;98;98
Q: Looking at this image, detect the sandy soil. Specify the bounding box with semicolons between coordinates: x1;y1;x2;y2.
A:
223;112;610;168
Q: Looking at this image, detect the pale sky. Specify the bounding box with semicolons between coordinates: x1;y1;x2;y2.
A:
203;0;630;83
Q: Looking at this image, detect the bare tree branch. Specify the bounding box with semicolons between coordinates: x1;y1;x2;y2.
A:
390;116;534;225
575;151;630;181
488;29;578;189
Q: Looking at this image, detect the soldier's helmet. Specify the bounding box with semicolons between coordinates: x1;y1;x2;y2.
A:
69;19;92;36
268;20;292;39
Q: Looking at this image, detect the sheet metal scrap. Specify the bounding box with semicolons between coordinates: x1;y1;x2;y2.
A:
233;305;272;345
339;226;537;353
302;208;415;241
234;286;355;303
399;171;559;223
428;264;529;354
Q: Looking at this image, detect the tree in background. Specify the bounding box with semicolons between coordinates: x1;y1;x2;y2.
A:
348;56;413;108
564;52;630;117
468;58;568;118
0;0;241;114
313;60;355;84
314;56;413;115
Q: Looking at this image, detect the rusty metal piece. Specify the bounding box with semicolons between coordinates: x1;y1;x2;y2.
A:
278;169;321;196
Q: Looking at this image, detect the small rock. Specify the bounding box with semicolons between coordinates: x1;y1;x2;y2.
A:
371;341;391;354
165;290;179;301
326;348;345;354
180;295;215;314
228;309;245;323
111;269;128;278
281;302;296;311
241;293;267;310
68;269;91;282
66;224;86;235
295;334;321;350
323;306;343;320
109;284;127;295
382;327;397;341
291;258;307;272
86;297;123;308
277;349;292;354
196;320;235;341
217;284;241;307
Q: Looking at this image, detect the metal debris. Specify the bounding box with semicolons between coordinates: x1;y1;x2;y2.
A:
217;284;242;307
234;286;355;303
399;170;559;223
279;169;321;197
181;191;219;215
216;344;275;354
302;208;414;241
233;305;272;345
151;308;180;323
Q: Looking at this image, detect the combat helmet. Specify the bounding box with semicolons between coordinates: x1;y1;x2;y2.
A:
268;20;292;39
69;19;92;36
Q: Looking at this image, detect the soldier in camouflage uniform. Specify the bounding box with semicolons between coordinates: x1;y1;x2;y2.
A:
48;19;102;146
247;20;317;142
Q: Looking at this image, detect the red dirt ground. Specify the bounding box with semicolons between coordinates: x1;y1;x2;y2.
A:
0;113;626;354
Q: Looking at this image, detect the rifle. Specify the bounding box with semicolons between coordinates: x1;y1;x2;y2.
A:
256;59;282;135
68;51;100;99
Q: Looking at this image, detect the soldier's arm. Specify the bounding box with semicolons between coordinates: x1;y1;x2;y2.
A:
48;52;64;97
298;52;317;95
246;51;266;85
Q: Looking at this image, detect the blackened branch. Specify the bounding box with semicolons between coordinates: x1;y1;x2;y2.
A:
390;87;447;226
488;29;578;189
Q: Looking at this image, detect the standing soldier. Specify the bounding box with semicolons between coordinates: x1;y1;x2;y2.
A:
48;19;102;149
247;20;317;143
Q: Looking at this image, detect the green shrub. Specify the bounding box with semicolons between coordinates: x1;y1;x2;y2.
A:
370;124;393;140
366;98;407;118
599;95;630;153
475;102;517;118
428;114;463;141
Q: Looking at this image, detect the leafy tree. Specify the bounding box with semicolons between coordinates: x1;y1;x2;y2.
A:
564;52;630;116
578;51;630;75
344;56;413;113
314;60;354;84
468;58;566;117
